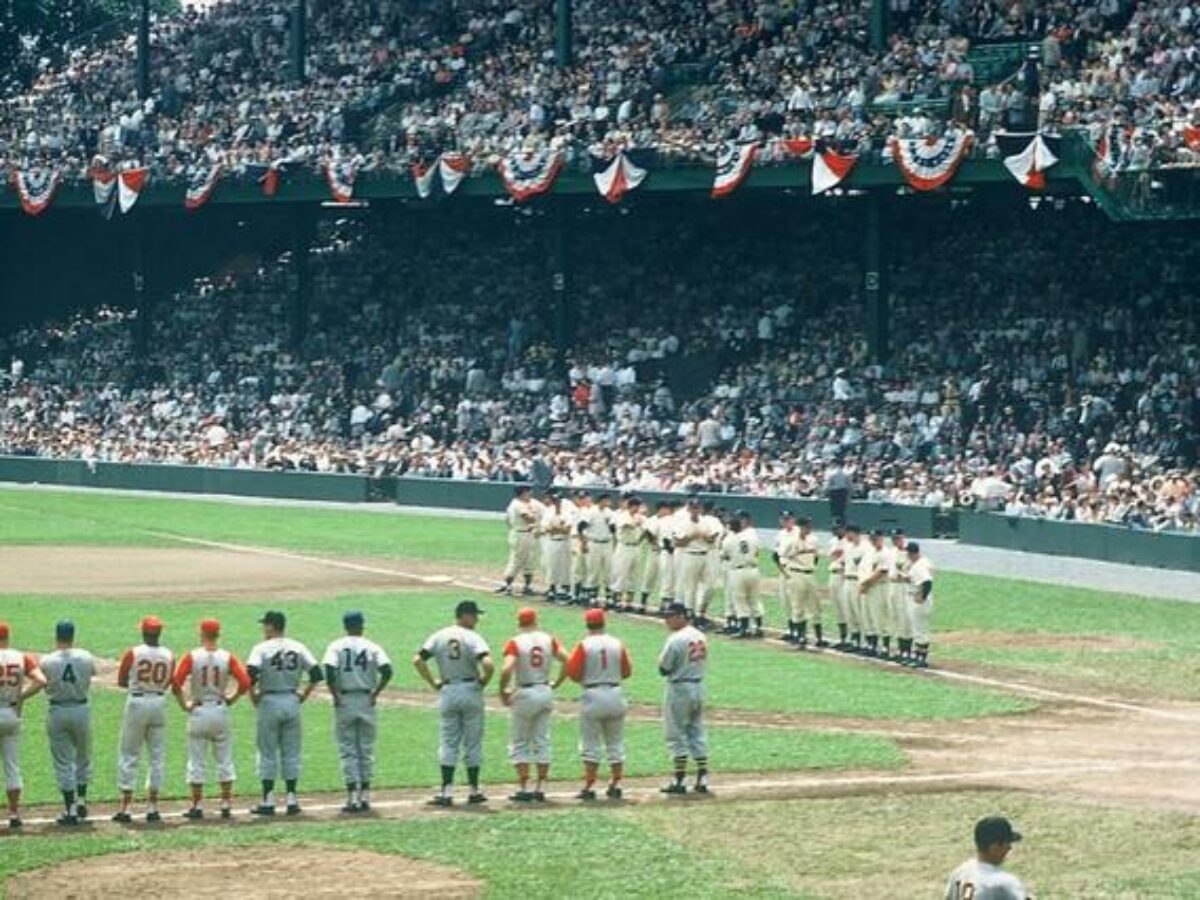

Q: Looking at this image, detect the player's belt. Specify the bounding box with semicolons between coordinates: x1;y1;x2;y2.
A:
684;550;708;555
787;567;814;574
199;698;227;705
130;691;165;697
514;529;533;534
340;688;371;694
446;678;480;684
547;537;567;542
517;682;547;688
669;678;702;684
263;690;299;695
591;539;611;544
584;682;618;688
844;575;858;580
49;699;88;707
731;564;756;570
620;540;641;546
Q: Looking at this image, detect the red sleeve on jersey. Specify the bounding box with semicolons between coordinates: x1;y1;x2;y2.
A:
228;655;252;692
23;654;37;674
619;646;633;679
551;637;563;656
503;639;518;658
171;653;193;690
117;649;134;686
564;644;586;683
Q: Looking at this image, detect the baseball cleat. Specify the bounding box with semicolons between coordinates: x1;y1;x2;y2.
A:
8;817;21;830
182;808;204;820
466;792;487;805
576;789;597;801
111;811;132;824
358;802;371;813
340;802;360;814
605;785;623;800
521;587;535;597
660;783;688;795
508;791;535;803
428;796;453;807
249;804;276;816
75;804;88;820
285;803;302;816
693;782;710;794
220;807;232;819
532;791;546;802
146;811;162;823
494;584;512;595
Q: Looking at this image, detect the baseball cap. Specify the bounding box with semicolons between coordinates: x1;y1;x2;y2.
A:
663;602;689;617
455;600;484;618
343;610;365;629
514;484;531;495
798;516;812;527
780;509;795;519
0;621;9;640
891;527;906;537
56;620;76;641
517;607;538;627
845;522;861;533
200;618;221;636
907;541;921;555
584;608;606;627
870;528;886;538
258;610;286;630
974;817;1022;849
140;615;164;633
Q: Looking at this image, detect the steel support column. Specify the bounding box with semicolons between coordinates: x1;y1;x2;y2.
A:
864;196;890;363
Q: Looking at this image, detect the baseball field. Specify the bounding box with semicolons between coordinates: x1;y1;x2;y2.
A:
1;486;1198;899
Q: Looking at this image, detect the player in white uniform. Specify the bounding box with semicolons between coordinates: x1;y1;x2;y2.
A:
858;530;888;658
827;523;850;649
113;616;174;823
610;496;646;612
945;816;1031;899
499;607;567;802
570;492;597;605
246;610;322;816
498;485;540;596
673;497;714;617
658;603;710;795
540;492;574;603
841;524;866;653
0;622;46;830
591;494;617;606
565;609;632;800
641;501;676;613
173;618;252;820
323;610;393;813
876;530;899;659
40;619;95;826
414;600;494;806
889;529;913;663
905;542;935;668
721;511;763;638
697;502;726;628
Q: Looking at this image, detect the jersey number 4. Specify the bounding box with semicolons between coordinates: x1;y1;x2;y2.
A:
340;648;369;672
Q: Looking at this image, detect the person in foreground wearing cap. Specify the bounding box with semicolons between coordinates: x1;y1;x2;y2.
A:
40;619;97;826
113;616;174;823
246;611;322;816
172;618;252;820
414;600;494;807
906;542;935;668
323;611;393;814
0;622;46;830
658;603;710;795
499;607;567;802
721;511;763;638
564;608;632;801
945;816;1030;899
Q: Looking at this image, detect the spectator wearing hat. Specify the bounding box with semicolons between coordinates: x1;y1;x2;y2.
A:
564;609;632;801
945;816;1029;899
322;611;393;814
172;618;252;820
40;619;97;826
0;622;46;831
113;616;174;824
414;600;494;807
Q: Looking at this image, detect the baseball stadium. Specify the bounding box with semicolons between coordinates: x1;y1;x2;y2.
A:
1;0;1199;897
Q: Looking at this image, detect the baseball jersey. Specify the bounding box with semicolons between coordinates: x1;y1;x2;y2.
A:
893;544;911;580
322;636;392;692
565;635;632;685
246;638;318;693
828;536;845;573
614;509;644;545
503;630;563;686
721;528;760;567
857;543;880;582
118;644;176;694
672;514;709;550
909;557;934;598
576;506;610;542
420;626;491;682
843;538;865;577
541;507;572;538
658;625;708;681
505;499;538;532
700;515;724;549
0;648;39;705
777;528;819;570
878;543;898;579
944;859;1029;899
40;648;96;703
173;647;251;702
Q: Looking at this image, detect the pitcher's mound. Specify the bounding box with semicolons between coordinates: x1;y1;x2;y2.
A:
6;847;483;899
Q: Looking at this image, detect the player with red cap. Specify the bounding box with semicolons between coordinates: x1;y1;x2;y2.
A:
564;609;632;801
172;618;252;820
499;608;567;802
113;616;174;823
0;622;47;830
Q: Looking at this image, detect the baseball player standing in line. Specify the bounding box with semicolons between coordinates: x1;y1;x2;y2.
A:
40;620;96;826
641;501;675;613
610;495;646;612
876;529;899;660
906;543;935;668
414;600;494;806
172;618;252;820
945;816;1030;899
499;607;567;802
672;497;711;619
827;522;850;649
323;611;393;813
498;485;540;597
541;491;574;603
0;622;46;830
778;515;823;649
658;603;710;795
113;616;173;823
721;511;763;637
565;609;632;800
859;530;890;658
889;530;913;663
774;512;800;643
592;493;617;607
571;491;596;605
246;610;322;816
841;524;866;653
697;502;726;629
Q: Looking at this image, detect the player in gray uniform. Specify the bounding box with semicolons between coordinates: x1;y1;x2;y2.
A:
246;610;322;816
658;603;710;795
39;620;95;826
945;817;1031;899
414;600;494;806
323;611;393;814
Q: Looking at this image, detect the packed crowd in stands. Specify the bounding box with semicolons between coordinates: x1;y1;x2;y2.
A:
1;0;1198;182
1;203;1195;533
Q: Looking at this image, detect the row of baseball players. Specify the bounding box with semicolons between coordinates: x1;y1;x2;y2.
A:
500;488;935;664
0;598;709;828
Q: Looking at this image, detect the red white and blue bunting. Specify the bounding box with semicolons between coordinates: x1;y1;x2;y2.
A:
412;153;473;199
711;142;759;199
325;160;358;203
117;167;149;213
891;132;974;191
184;164;222;210
592;152;647;203
996;132;1060;190
11;169;61;216
811;148;857;195
497;149;563;202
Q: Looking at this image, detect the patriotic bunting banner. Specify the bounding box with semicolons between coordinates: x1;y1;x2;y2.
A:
117;168;149;213
438;153;471;196
996;132;1060;190
412;160;437;199
891;132;974;191
184;164;222;210
246;161;283;197
11;169;61;216
90;161;117;219
497;149;563;202
1185;125;1200;151
325;160;358;203
591;152;647;203
811;148;857;195
711;142;758;199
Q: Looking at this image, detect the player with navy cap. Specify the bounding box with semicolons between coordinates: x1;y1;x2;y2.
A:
40;619;96;825
945;816;1030;899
